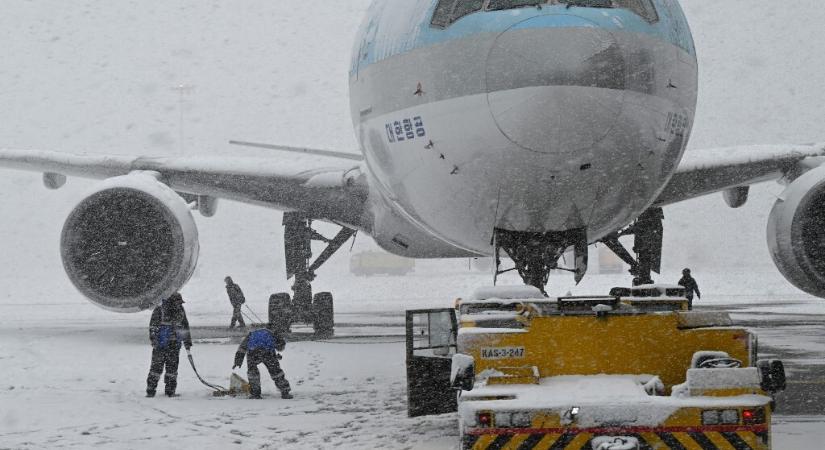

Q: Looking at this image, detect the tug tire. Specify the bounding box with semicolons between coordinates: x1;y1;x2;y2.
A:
758;359;786;393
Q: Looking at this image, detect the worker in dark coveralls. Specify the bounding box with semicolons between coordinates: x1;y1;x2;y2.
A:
233;325;292;399
678;268;701;309
225;276;246;329
146;293;192;397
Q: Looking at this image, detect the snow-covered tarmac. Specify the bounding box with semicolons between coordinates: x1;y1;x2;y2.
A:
1;271;823;449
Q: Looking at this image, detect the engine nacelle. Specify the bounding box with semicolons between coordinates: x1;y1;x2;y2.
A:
61;173;199;312
767;164;825;298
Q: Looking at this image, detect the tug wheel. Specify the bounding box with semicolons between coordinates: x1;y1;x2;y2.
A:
758;359;787;393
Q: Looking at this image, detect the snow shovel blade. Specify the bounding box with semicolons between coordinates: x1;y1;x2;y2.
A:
229;373;250;396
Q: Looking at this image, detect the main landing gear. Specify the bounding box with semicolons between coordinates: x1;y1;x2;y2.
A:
600;207;664;286
269;212;355;337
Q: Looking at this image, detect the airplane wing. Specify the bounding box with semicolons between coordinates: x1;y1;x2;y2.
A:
0;148;369;228
653;143;825;207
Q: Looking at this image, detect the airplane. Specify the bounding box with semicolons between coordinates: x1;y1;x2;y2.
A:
2;0;824;333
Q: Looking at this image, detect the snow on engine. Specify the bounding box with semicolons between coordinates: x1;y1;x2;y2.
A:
61;172;199;312
767;164;825;298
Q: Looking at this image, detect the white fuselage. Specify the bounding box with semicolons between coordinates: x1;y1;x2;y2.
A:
349;0;697;258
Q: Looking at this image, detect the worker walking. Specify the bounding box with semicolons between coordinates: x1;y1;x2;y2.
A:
146;293;192;397
678;268;701;309
225;276;246;329
233;325;292;399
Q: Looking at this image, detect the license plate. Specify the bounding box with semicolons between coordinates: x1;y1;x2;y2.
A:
481;346;525;360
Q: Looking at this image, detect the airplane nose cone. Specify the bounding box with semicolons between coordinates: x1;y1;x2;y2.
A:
486;15;627;154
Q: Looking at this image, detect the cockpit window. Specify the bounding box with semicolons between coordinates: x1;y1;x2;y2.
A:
431;0;457;28
431;0;485;28
432;0;658;28
558;0;611;7
614;0;659;23
487;0;545;11
453;0;485;22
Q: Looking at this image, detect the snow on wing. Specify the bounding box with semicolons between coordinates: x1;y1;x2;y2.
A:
0;148;369;228
654;143;825;206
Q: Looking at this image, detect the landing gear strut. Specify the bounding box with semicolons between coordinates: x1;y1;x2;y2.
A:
276;212;355;336
601;208;664;286
493;228;588;296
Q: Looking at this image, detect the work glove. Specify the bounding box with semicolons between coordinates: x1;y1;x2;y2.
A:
185;343;192;351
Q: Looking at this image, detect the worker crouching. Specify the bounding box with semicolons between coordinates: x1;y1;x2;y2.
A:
233;325;292;399
146;293;192;397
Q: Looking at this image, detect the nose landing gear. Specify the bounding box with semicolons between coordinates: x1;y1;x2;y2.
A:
600;207;664;286
493;228;588;295
492;208;665;293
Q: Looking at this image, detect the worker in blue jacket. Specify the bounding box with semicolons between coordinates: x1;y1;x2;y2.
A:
146;293;192;397
233;325;292;399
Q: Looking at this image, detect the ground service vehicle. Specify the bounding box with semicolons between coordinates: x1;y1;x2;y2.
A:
406;286;786;450
350;251;415;276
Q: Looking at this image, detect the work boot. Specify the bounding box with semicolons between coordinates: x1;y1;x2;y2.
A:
249;393;262;399
281;391;293;399
146;389;156;398
165;374;178;397
249;385;262;399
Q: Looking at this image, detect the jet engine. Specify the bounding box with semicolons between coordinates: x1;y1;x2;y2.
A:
61;173;199;312
767;164;825;298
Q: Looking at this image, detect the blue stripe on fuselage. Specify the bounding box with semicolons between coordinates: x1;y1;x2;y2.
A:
352;0;694;75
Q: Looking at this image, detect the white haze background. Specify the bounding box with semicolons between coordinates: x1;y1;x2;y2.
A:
0;1;823;448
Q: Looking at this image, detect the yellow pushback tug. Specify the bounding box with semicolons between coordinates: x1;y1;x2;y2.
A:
405;285;786;450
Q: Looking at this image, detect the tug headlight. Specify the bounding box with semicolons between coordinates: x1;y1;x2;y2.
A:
701;410;720;425
512;412;532;428
480;411;531;428
702;409;742;425
721;409;739;424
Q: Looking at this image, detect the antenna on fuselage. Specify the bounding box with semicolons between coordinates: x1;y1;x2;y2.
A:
228;140;364;161
173;83;195;155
